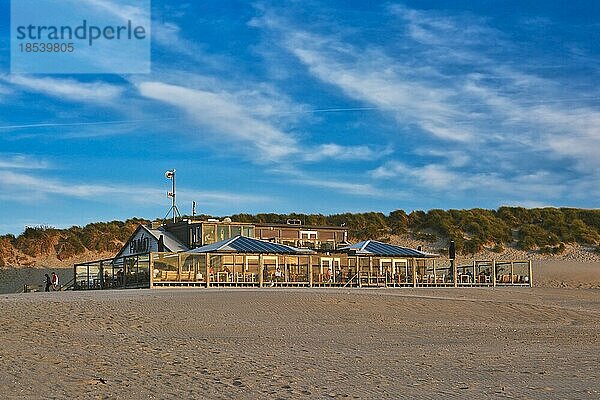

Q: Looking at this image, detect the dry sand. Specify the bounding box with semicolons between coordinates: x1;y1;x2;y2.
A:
1;286;599;399
533;260;600;289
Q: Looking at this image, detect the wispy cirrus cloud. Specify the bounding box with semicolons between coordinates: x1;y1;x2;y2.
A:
135;77;387;171
81;0;219;66
0;83;11;96
2;75;124;103
302;143;392;162
137;80;301;161
0;170;269;206
253;3;600;205
0;154;49;170
370;161;566;201
253;12;476;143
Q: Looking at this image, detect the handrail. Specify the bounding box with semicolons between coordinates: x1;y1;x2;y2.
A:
59;277;75;291
342;273;359;288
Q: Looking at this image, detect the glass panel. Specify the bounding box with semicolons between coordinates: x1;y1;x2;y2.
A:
179;253;205;282
263;257;278;284
216;255;234;282
152;253;179;282
474;261;493;284
230;226;242;237
75;254;150;290
457;263;475;284
203;225;216;245
245;256;259;283
217;225;229;242
512;262;529;284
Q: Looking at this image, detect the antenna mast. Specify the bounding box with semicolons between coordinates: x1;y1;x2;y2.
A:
164;169;181;224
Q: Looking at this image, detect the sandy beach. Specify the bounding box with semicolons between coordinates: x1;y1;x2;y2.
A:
1;285;599;399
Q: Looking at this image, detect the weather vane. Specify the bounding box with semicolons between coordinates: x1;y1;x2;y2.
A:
164;169;181;224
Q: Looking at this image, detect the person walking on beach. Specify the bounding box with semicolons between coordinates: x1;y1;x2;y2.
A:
44;273;51;292
51;272;59;291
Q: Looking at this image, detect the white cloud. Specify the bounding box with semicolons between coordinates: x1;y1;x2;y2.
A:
137;81;299;161
0;83;11;96
302;143;391;162
388;4;498;47
293;176;387;197
80;0;217;65
370;161;565;200
0;170;268;206
79;0;149;23
414;149;470;168
254;14;476;142
0;170;127;199
3;75;123;103
0;154;49;170
289;41;474;142
253;4;600;206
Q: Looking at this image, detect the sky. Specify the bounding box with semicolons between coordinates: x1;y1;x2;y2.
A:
0;0;599;234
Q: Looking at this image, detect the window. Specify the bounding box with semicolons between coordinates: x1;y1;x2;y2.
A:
230;226;242;237
242;226;254;238
217;225;229;241
300;230;318;240
203;225;216;245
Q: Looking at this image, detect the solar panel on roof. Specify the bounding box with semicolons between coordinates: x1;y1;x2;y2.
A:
338;240;434;258
189;235;312;254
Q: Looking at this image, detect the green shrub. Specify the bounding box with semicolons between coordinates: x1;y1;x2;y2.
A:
491;243;504;253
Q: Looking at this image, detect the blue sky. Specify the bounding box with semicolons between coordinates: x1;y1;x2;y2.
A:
1;1;599;234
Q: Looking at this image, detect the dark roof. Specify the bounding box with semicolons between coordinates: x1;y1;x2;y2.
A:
115;224;188;258
189;236;315;255
337;240;436;258
143;226;189;252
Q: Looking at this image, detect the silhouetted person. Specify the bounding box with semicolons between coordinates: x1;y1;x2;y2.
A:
44;274;51;292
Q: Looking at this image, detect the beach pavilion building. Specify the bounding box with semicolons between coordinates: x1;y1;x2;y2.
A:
73;219;532;290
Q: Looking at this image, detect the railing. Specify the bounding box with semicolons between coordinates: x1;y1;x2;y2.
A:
74;254;532;290
59;277;75;291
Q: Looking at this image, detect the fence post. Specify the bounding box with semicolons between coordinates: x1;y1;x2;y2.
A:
308;256;313;287
259;254;264;288
452;259;457;288
149;253;154;289
357;256;361;288
205;253;211;288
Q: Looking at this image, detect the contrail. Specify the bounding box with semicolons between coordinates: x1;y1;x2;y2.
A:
2;99;597;131
0;117;180;130
0;108;382;131
308;106;381;113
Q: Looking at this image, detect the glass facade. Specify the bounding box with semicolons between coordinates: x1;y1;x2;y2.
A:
199;223;255;246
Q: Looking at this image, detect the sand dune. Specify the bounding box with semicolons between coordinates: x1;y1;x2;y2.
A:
1;287;599;399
